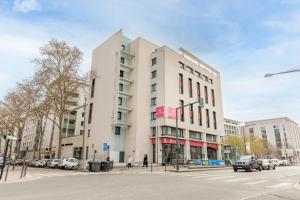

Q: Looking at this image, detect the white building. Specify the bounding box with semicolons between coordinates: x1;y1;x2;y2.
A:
244;117;300;163
86;30;225;164
224;118;241;137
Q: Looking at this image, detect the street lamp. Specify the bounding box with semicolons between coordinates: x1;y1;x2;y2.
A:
175;98;204;172
264;67;300;77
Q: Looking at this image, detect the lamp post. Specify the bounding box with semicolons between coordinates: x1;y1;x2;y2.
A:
175;98;204;172
264;67;300;77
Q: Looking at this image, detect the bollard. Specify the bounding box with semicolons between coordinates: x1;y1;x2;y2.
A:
151;162;152;173
23;163;28;178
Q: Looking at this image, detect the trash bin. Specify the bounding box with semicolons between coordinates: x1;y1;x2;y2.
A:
100;161;108;171
107;161;113;171
89;161;101;172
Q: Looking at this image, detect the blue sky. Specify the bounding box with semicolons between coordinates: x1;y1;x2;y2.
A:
1;0;300;123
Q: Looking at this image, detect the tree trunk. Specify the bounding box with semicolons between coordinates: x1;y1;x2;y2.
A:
57;116;63;159
49;115;56;158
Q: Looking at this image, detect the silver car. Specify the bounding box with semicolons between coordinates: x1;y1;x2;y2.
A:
261;159;276;170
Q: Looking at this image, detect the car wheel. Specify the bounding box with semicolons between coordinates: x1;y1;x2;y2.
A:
234;168;238;172
55;165;58;168
273;165;276;170
248;165;253;172
258;165;263;171
267;165;270;170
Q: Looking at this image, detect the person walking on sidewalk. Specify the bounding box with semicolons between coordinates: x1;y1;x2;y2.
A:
143;154;148;167
127;155;133;168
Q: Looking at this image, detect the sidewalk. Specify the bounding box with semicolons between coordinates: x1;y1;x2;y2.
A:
0;166;40;184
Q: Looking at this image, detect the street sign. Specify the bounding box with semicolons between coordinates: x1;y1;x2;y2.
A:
103;143;109;152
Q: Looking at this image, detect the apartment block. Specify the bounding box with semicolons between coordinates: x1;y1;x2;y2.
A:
86;30;225;164
244;117;300;163
20;84;88;160
224;118;241;137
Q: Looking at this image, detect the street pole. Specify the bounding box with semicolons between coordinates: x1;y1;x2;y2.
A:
175;108;179;172
82;97;87;169
242;127;246;154
5;140;12;182
0;137;9;180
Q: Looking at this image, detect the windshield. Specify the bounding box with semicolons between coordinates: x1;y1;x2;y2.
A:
239;156;252;161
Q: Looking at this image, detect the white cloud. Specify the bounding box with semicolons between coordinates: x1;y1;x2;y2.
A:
13;0;40;13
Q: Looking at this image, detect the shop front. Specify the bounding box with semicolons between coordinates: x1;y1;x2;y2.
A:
207;143;218;160
160;137;185;165
189;140;204;160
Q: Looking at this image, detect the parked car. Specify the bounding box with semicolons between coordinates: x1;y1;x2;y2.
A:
11;159;24;166
46;159;53;167
50;159;62;168
65;158;79;170
282;160;291;166
260;159;276;170
233;155;263;172
270;159;280;167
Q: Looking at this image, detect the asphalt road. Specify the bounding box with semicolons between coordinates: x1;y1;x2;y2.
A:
0;166;300;200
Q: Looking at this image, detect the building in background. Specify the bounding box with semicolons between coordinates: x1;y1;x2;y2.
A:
20;83;88;160
243;117;300;163
224;118;241;137
86;30;225;164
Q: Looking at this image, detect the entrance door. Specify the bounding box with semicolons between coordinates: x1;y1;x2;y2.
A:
119;151;125;163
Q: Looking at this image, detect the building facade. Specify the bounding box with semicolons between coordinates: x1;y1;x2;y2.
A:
20;84;88;160
86;30;225;164
224;118;241;137
244;117;300;163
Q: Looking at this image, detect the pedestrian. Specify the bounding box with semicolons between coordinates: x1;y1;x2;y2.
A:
127;155;133;169
143;154;148;167
106;156;110;161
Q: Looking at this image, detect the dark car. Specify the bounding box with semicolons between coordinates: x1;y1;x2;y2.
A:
233;155;263;172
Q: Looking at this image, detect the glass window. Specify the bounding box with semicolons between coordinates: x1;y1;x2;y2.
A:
151;70;157;79
179;74;183;94
91;78;95;98
115;126;121;135
151;112;156;121
151;127;156;136
152;57;157;66
88;129;90;137
180;100;184;122
179;61;184;69
151;97;156;106
211;89;215;106
117;112;122;120
188;78;193;97
204;86;208;104
206;109;210;128
73;147;82;160
88;103;93;124
189;131;202;140
120;70;124;78
119;83;124;91
121;57;125;64
151;84;156;92
198;106;202;126
189;104;194;124
213;111;217;129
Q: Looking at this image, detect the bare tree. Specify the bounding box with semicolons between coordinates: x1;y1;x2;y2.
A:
33;39;83;159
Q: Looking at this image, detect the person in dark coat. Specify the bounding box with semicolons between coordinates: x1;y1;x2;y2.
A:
143;154;148;167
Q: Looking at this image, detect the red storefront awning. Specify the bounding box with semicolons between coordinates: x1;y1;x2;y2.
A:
151;138;156;144
189;140;204;147
160;137;185;145
207;143;218;149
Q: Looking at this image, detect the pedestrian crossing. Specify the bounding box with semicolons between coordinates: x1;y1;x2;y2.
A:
36;172;91;178
151;171;300;190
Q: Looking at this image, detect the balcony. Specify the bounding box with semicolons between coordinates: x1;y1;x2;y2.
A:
120;77;133;84
120;62;133;70
119;91;132;97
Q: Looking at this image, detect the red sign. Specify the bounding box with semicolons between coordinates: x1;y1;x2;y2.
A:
160;137;185;145
151;138;156;144
207;143;218;149
189;140;203;147
156;106;164;118
168;107;176;119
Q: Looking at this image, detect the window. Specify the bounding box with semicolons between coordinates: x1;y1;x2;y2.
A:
151;70;157;79
88;103;93;124
86;146;89;160
80;130;84;135
206;109;210;128
151;97;156;106
210;79;213;84
82;112;85;117
204;86;208;104
180;100;184;122
189;104;194;124
179;61;184;69
188;78;193;97
152;57;157;66
151;84;156;92
120;70;124;78
91;78;95;97
121;57;125;64
195;71;200;77
151;127;156;136
274;125;282;148
211;89;215;106
197;82;201;100
179;74;184;94
119;83;124;91
118;97;123;106
261;127;267;141
206;134;217;142
121;45;125;50
117;112;122;120
88;129;90;137
81;121;84;126
198;106;202;126
151;112;156;121
189;131;202;140
115;126;121;135
73;147;82;160
213;111;217;129
162;126;183;137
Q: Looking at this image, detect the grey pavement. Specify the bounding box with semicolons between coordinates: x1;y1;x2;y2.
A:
0;166;299;200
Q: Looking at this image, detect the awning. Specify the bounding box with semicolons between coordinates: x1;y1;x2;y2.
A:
160;137;185;145
189;140;204;147
207;143;218;149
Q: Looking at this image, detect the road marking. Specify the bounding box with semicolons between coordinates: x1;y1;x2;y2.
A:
266;182;292;189
208;176;235;180
39;174;52;177
245;180;268;185
225;178;251;183
43;173;68;176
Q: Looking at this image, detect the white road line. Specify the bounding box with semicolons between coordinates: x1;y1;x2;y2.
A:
245;180;268;185
266;182;292;189
208;176;235;180
39;174;52;177
43;173;68;176
225;178;251;183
